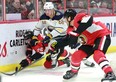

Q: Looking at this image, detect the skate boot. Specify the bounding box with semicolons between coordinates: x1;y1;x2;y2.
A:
63;70;78;79
62;58;70;67
101;72;116;82
51;59;58;68
83;58;95;67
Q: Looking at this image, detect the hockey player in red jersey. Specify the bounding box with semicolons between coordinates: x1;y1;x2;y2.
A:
19;31;70;69
63;9;116;82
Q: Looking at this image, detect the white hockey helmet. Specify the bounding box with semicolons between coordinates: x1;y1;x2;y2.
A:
44;2;54;9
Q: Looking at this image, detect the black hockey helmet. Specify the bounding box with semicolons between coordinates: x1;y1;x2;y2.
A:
23;31;34;40
64;9;77;21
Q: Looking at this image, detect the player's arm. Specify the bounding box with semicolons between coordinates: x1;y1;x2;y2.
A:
33;20;44;36
68;16;93;48
69;15;93;36
45;19;68;37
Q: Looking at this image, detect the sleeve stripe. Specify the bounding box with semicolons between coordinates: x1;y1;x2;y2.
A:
69;31;79;36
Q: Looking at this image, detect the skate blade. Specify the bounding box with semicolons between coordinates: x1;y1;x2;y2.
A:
102;80;116;82
63;77;77;82
63;74;77;82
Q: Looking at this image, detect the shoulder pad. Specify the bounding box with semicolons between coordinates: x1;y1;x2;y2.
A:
81;16;91;23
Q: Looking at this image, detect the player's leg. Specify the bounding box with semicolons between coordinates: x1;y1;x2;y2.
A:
93;35;116;81
59;49;71;67
19;52;43;68
44;49;71;69
46;37;69;68
78;45;95;67
63;47;90;79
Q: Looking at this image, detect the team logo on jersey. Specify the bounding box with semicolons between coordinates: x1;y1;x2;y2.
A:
78;34;87;44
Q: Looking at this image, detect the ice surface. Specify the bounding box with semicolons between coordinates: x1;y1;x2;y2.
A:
1;53;116;82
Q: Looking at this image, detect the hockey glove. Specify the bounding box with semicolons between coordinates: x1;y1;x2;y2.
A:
68;35;78;49
30;39;38;47
20;58;31;68
43;33;52;44
46;55;51;61
70;43;81;49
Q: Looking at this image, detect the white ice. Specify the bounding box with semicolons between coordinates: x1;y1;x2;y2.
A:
1;52;116;82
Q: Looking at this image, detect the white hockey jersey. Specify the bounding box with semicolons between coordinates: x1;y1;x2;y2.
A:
34;19;68;37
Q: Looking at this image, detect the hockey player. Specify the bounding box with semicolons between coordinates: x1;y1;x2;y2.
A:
33;2;70;68
19;31;70;69
41;11;95;68
33;2;95;68
34;2;63;36
40;2;63;20
62;9;116;82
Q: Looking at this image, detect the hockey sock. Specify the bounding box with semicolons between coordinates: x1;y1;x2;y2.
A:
60;49;71;58
93;50;113;74
71;50;87;73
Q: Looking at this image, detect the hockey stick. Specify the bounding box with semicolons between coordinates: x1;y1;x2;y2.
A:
0;55;45;76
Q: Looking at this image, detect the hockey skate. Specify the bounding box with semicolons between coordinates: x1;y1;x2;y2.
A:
51;59;58;68
101;72;116;82
83;58;95;67
62;57;70;67
63;70;78;79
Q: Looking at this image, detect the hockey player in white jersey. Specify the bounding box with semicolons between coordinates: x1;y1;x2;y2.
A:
33;19;70;68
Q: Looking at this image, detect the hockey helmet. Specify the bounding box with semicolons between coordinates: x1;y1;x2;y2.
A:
23;31;34;40
44;2;54;9
64;9;77;21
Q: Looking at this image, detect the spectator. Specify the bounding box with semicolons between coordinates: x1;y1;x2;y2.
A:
66;0;78;8
97;1;111;15
38;1;44;16
7;0;23;13
6;0;14;8
90;2;99;15
25;0;35;19
78;0;86;9
100;1;109;8
91;0;102;8
21;0;35;19
77;0;87;13
91;2;98;8
55;0;63;10
114;0;116;13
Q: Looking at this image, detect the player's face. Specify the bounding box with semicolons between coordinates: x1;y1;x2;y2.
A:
44;9;54;17
64;17;74;26
64;18;69;26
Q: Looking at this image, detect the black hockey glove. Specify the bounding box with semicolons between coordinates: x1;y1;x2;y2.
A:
20;58;31;68
30;39;38;47
70;43;81;49
68;35;78;49
46;55;51;61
